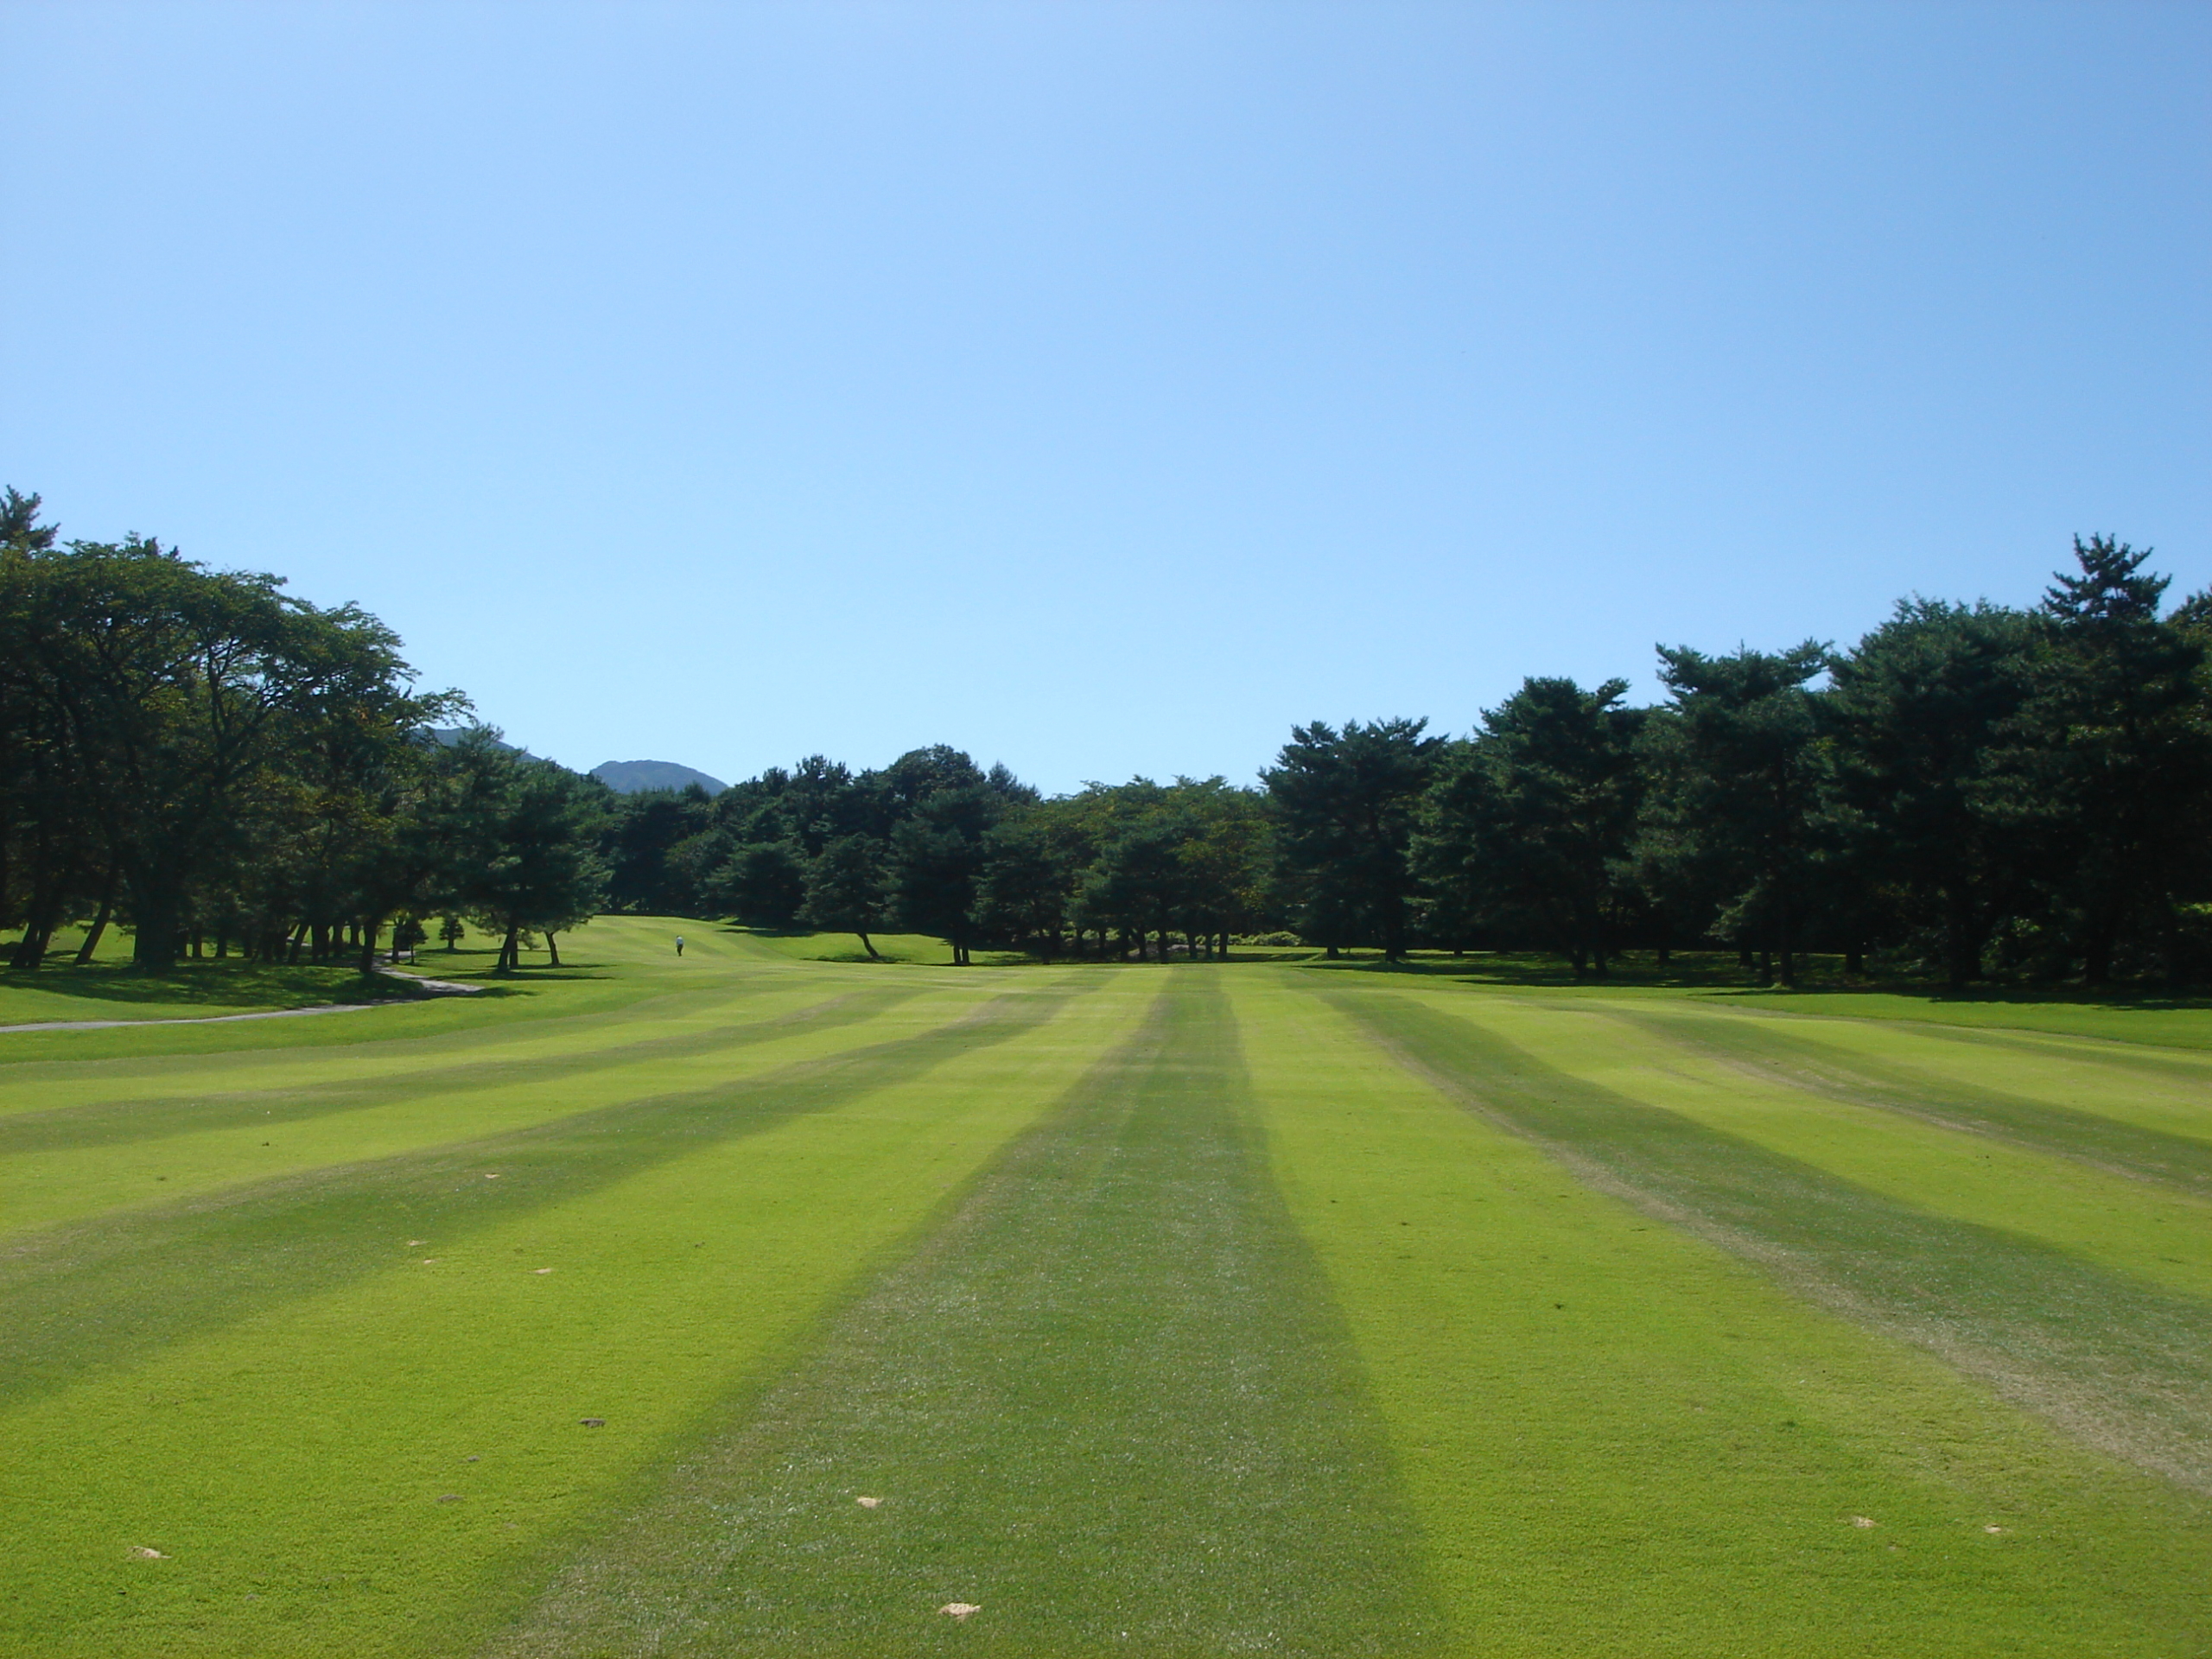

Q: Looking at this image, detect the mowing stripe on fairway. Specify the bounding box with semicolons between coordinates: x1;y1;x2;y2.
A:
0;981;979;1237
0;965;706;1066
1616;1001;2212;1193
0;969;830;1123
1328;984;2212;1493
1496;997;2212;1303
1234;975;2212;1656
0;916;792;1067
0;981;1086;1413
0;974;1148;1659
486;972;1440;1659
1707;1001;2212;1113
0;983;929;1161
1693;988;2212;1052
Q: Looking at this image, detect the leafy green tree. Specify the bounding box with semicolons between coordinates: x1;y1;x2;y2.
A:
602;785;717;912
1416;678;1645;976
716;841;809;928
972;816;1079;958
1998;537;2212;983
1164;778;1272;957
887;783;1005;964
1647;643;1830;985
1823;600;2037;988
801;835;888;958
3;529;442;968
1080;820;1192;962
442;738;609;971
0;490;93;968
1265;719;1441;959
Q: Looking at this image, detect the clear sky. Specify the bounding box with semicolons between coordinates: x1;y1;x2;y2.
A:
5;2;2205;794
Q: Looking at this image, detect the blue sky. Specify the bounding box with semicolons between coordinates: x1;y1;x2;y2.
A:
5;2;2205;794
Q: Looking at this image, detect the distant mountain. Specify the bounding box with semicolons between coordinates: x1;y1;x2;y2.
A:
423;727;524;753
592;759;728;795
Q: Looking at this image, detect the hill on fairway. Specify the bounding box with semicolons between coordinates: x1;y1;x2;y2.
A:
1;922;2207;1656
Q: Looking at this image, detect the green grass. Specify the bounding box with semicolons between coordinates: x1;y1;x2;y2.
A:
2;925;2207;1655
1330;950;2212;1048
492;976;1437;1656
728;927;1036;968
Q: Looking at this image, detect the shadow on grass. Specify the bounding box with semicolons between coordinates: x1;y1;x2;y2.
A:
1304;948;2212;1012
0;958;428;1011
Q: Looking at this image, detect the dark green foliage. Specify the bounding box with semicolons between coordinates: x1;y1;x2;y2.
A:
1824;601;2037;988
1414;678;1645;976
1;495;608;977
2005;537;2212;983
601;786;717;912
887;785;1005;965
970;817;1077;959
440;740;611;971
1266;719;1442;960
13;488;2212;990
716;841;810;930
1;510;470;971
800;835;887;958
1642;642;1830;985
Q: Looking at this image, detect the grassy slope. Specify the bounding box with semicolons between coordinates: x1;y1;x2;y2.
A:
2;931;2208;1656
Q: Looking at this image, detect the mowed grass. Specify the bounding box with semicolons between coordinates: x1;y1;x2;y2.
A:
1;925;2207;1655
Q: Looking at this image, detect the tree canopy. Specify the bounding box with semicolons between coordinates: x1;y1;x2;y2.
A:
10;494;2211;990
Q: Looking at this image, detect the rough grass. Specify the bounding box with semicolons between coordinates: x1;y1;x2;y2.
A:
2;925;2208;1656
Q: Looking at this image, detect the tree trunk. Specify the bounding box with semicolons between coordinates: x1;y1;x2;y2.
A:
1845;942;1864;977
545;930;561;967
359;918;381;977
857;931;882;960
499;923;519;973
10;891;63;969
130;879;185;969
73;880;117;965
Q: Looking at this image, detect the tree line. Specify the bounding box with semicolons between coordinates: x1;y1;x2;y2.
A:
1;492;604;973
7;486;2209;988
596;533;2212;988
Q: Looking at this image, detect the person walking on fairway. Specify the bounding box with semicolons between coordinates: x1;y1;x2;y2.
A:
675;935;684;957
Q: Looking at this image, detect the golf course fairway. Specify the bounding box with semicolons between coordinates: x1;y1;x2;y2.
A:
2;920;2206;1656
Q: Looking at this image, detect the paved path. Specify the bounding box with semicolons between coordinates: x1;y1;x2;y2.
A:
0;1002;385;1034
